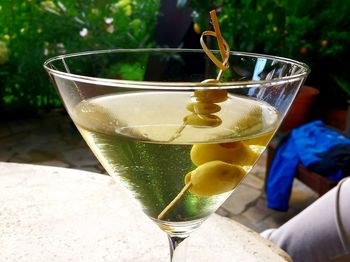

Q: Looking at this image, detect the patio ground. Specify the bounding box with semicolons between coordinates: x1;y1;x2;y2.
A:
0;111;319;232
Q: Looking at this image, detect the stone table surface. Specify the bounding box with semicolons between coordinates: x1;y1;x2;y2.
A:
0;162;292;262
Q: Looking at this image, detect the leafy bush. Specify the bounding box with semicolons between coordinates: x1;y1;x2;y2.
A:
2;0;349;114
186;0;350;107
0;0;160;114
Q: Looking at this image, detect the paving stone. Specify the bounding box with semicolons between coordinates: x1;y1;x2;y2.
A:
0;125;11;138
242;172;264;190
79;166;104;174
36;160;71;168
8;119;37;133
292;177;311;190
1;133;29;149
38;138;78;156
215;207;231;217
0;150;15;162
256;211;296;232
229;213;259;231
253;218;278;232
9;153;33;163
289;183;318;210
62;147;99;167
25;149;57;163
221;184;261;215
253;165;267;179
242;200;274;223
9;135;44;155
254;216;282;232
253;153;268;180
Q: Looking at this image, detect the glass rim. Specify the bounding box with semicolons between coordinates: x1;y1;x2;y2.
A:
43;48;310;90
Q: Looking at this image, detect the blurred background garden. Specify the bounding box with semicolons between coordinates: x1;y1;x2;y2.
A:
0;0;349;126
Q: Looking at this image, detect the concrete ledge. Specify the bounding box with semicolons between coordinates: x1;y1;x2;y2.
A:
0;162;291;261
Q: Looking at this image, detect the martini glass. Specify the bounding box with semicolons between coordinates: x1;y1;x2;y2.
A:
44;49;309;261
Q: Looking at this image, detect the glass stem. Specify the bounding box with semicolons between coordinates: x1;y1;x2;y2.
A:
168;235;188;262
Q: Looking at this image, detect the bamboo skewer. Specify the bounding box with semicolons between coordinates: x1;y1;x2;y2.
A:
158;10;231;220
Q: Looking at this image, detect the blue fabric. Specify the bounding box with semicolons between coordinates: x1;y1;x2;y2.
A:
267;120;350;211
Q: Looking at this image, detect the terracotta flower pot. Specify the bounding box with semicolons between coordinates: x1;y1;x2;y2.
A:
324;100;350;134
325;109;347;131
280;85;320;132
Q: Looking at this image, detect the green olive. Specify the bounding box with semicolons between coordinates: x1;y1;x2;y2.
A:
194;89;228;103
184;114;222;127
186;102;221;115
235;106;263;134
185;160;246;196
74;101;117;135
190;142;260;166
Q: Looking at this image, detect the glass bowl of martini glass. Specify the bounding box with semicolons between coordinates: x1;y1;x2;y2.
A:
44;48;309;261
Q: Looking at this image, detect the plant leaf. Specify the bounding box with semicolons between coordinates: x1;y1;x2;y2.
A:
334;76;350;97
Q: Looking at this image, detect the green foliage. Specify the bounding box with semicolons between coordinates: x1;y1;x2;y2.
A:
187;0;350;105
0;0;160;113
105;62;146;81
334;76;350;98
